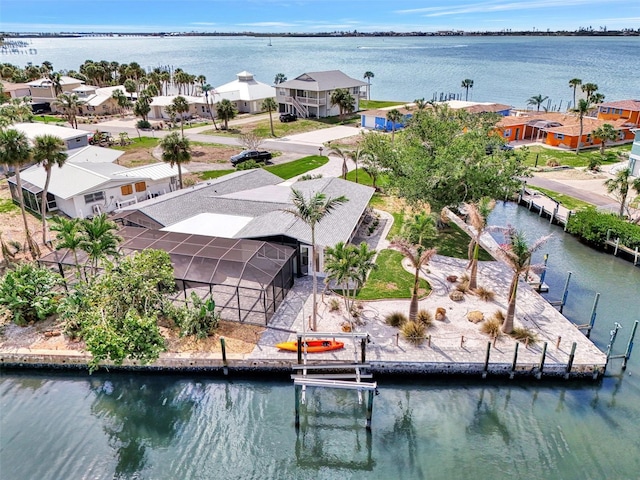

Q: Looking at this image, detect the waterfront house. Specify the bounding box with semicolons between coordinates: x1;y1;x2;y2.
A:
1;80;31;100
114;169;375;277
214;71;276;114
13;122;91;150
148;95;207;120
26;76;84;106
596;100;640;126
276;70;368;119
71;85;126;116
496;111;634;149
629;129;640;176
360;106;412;130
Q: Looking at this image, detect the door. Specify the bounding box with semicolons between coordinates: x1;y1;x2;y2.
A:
300;246;310;276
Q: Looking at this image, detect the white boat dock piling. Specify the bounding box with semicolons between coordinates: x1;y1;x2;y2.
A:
605;321;639;372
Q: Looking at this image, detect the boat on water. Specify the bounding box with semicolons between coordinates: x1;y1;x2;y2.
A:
276;339;344;353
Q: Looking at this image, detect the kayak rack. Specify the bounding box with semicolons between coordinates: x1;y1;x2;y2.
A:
291;332;378;430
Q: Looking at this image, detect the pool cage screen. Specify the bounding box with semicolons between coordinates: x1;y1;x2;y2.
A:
40;227;296;325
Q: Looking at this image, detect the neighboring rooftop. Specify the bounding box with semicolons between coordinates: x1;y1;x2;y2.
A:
13;122;91;141
278;70;368;92
215;71;275;101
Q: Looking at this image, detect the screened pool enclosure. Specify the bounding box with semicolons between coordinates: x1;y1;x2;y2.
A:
39;227;296;325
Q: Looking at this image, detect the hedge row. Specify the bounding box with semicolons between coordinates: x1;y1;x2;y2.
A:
566;208;640;249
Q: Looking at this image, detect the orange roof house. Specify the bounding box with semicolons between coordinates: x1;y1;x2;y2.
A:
496;111;634;149
596;100;640;126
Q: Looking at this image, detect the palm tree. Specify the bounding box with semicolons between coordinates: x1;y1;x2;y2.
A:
527;94;548;112
461;79;474;101
274;73;287;85
363;71;374;100
79;214;121;278
201;84;219;130
330;88;355;122
0;128;39;258
282;189;348;331
123;79;137;101
160;132;191;190
52;93;85;128
605;168;637;217
414;98;428;111
329;145;350;180
32;134;67;245
391;237;437;322
347;147;367;184
498;229;549;334
216;99;237;130
590;93;606;105
572;98;591;153
464;198;495;290
592;123;618;154
568;78;582;108
50;216;83;280
386;109;403;142
261;97;278;137
171;95;190;138
324;241;376;318
581;83;599;101
111;89;131;117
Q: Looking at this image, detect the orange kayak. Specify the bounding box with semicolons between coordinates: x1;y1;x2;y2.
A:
276;340;344;353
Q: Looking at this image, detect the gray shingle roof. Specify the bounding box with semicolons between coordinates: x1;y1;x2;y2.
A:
118;171;375;248
278;70;368;92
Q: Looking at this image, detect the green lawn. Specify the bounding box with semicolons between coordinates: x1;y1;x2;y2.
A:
345;168;389;189
0;198;18;214
529;186;593;211
199;155;328;181
359;100;407;110
201;118;331;138
436;223;493;261
111;136;159;151
524;145;631;169
356;249;430;300
32;115;65;124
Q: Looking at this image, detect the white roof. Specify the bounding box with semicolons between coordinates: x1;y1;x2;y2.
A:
66;145;124;164
115;162;185;181
95;85;127;96
214;72;275;102
150;95;205;107
84;94;114;107
26;76;83;87
18;162;130;199
73;85;96;93
13;122;91;141
160;212;253;237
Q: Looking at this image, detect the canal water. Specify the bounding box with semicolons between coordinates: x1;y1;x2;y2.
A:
1;202;639;480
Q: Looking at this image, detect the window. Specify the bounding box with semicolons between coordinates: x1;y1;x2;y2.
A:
586;134;592;143
504;129;512;138
84;191;104;203
556;133;565;140
134;182;146;192
121;184;133;195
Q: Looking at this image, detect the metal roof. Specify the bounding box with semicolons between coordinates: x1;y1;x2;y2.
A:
13;122;91;141
115;162;184;181
278;70;368;92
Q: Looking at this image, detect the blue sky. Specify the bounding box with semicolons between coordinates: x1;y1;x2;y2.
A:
1;0;639;33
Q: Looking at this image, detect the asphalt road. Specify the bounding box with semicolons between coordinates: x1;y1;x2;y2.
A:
526;175;620;212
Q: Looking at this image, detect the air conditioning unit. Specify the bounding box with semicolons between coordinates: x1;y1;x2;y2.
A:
92;204;102;215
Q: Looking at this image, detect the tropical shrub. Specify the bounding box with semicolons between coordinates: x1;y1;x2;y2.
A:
416;309;433;327
385;311;407;327
328;298;341;312
480;310;504;338
511;326;538;345
475;286;496;301
0;263;64;325
58;249;174;370
136;119;151;129
236;160;261;170
567;208;640;249
401;320;426;345
176;292;220;339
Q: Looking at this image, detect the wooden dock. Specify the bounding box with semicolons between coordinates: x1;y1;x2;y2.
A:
518;185;573;229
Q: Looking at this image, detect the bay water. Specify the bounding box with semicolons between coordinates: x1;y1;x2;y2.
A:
7;35;640;109
1;202;639;479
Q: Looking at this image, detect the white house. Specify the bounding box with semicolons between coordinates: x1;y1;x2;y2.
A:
214;71;276;114
26;76;84;105
276;70;368;119
629;129;640;176
13;122;91;150
149;95;208;120
8;144;185;219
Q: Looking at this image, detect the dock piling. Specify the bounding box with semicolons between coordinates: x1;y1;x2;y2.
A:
510;343;519;379
559;272;572;313
604;323;622;373
622;320;638;370
297;335;302;364
482;342;491;379
366;390;375;430
536;342;548;379
220;337;228;375
361;337;367;364
565;342;577;379
294;384;300;428
586;293;600;338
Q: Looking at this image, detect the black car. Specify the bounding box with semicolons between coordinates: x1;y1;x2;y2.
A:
279;113;297;123
230;150;273;166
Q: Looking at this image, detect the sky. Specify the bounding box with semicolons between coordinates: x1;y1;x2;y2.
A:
1;0;639;33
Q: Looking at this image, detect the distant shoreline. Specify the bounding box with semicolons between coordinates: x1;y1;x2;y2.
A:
2;30;639;39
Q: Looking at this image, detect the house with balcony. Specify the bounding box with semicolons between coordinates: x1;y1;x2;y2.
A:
596;100;640;126
26;76;84;105
276;70;368;119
